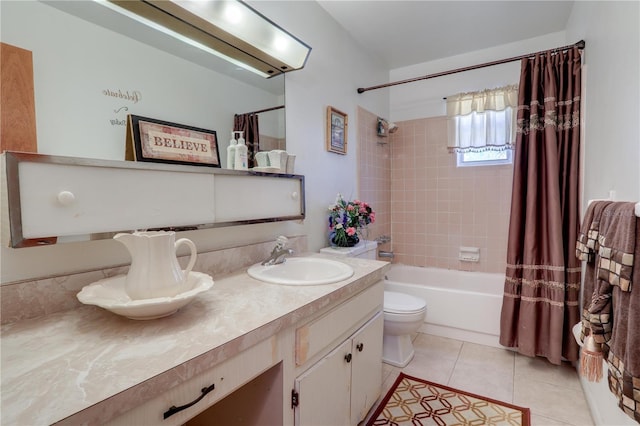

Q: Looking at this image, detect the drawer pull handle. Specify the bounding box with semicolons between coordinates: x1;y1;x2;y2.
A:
356;343;364;352
163;383;215;419
57;191;76;206
345;353;352;363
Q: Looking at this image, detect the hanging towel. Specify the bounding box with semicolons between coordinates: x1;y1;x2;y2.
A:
597;202;636;292
577;201;613;343
599;203;640;423
577;201;613;263
579;202;639;422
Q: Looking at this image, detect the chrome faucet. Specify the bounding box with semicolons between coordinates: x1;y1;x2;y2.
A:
261;236;293;266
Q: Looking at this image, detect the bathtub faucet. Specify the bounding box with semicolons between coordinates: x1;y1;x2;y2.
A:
262;236;293;266
378;250;395;259
375;235;392;245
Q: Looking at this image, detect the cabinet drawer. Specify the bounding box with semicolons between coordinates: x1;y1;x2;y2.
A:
295;281;383;366
103;336;278;426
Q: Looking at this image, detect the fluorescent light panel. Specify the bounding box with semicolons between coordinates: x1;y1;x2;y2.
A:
176;1;310;69
96;0;270;77
107;0;311;77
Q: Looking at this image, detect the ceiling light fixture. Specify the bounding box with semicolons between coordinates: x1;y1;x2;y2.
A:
103;0;311;78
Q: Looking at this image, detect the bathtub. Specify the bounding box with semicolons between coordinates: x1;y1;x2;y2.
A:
384;264;505;348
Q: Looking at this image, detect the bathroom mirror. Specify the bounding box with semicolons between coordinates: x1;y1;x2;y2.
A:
2;1;286;161
1;1;301;248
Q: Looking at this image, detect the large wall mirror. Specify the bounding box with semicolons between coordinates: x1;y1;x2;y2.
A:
2;1;286;165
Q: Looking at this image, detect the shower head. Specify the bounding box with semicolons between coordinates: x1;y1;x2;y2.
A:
388;122;398;133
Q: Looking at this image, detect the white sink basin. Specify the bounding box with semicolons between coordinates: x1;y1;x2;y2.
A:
247;257;354;286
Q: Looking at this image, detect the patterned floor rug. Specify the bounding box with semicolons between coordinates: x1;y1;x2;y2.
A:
366;373;530;426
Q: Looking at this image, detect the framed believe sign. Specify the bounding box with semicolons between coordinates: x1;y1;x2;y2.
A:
125;115;221;167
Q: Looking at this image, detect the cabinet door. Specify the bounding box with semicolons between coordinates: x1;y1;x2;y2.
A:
214;174;303;223
295;339;351;426
350;312;383;425
5;154;216;246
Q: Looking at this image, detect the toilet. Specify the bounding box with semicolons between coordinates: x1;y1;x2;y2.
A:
320;240;427;367
382;291;426;367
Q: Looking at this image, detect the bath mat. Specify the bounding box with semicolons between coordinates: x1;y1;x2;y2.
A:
366;372;530;426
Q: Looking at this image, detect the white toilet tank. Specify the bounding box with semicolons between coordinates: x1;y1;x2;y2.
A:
319;240;377;259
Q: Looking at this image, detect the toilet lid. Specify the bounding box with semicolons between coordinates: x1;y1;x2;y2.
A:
384;291;426;314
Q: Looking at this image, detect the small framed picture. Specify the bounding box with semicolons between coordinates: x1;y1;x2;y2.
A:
326;106;348;155
125;115;221;167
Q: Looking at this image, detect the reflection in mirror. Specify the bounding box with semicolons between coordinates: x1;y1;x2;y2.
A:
2;1;286;164
233;104;285;168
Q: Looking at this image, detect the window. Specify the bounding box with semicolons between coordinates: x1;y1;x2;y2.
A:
446;85;518;167
456;149;513;167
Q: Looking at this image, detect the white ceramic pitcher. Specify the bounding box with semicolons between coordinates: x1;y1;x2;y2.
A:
115;231;197;300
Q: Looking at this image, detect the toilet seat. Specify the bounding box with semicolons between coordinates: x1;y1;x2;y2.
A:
384;291;426;314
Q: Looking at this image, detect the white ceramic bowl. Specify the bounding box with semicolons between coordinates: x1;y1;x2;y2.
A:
77;271;213;320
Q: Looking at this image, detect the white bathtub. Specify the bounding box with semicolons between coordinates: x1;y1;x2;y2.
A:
384;264;505;348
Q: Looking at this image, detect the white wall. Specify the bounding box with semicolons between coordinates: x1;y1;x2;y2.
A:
565;2;639;425
566;1;640;207
0;1;389;282
247;1;390;252
389;31;567;120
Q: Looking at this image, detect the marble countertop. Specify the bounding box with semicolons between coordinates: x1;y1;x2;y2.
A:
1;254;389;425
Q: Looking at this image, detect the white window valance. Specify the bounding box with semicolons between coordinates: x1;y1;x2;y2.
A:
447;85;519;153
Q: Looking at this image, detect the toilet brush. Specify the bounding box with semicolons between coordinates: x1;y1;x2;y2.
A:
580;333;603;382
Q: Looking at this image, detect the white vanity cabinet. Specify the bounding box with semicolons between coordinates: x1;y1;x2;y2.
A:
293;281;384;425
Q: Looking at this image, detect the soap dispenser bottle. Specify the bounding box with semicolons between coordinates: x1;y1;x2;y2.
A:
234;131;248;170
226;131;237;170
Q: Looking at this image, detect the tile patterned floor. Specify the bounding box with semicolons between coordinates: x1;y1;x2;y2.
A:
365;333;594;426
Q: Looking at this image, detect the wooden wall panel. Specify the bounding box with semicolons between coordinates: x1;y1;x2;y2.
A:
1;42;37;153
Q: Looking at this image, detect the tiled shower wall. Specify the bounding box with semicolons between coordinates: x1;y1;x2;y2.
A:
357;107;392;250
358;110;513;273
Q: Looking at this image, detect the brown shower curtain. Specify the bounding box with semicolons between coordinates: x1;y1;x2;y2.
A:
499;47;582;365
233;113;260;168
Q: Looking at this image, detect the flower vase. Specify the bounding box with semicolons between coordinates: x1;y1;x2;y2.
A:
332;234;360;248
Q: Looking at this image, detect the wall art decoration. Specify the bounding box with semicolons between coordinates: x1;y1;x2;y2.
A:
326;106;348;155
126;115;220;167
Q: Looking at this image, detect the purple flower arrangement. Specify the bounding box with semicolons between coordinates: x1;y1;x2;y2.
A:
328;194;375;247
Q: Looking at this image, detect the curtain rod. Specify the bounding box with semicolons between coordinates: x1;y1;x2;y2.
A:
236;105;284;115
357;40;585;94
